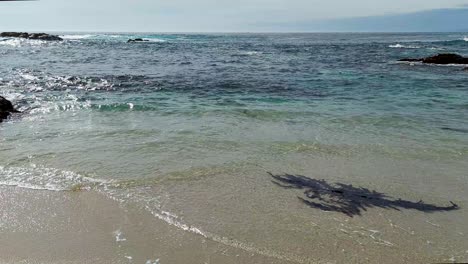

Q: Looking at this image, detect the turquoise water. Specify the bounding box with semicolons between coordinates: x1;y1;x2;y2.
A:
1;33;468;262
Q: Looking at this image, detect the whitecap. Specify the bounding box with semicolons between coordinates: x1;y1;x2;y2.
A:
245;51;262;55
20;73;39;81
144;38;166;43
233;51;263;57
0;38;48;47
428;47;445;51
464;37;468;42
389;44;420;49
60;34;94;40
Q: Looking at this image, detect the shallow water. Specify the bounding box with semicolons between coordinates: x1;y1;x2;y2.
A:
1;32;468;263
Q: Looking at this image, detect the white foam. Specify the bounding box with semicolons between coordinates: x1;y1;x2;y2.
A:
0;162;309;263
0;38;48;47
0;165;108;191
140;202;307;263
389;44;420;49
245;51;262;55
144;38;166;43
98;187;308;263
114;230;127;242
20;73;39;81
395;61;467;67
61;34;94;40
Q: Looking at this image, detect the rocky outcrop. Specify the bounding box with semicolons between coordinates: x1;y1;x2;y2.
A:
127;38;149;43
0;96;19;123
0;32;63;41
399;53;468;65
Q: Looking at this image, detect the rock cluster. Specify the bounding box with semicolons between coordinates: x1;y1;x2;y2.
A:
0;32;63;41
399;53;468;65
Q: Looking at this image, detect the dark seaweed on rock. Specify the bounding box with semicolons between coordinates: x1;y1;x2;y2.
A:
270;172;459;217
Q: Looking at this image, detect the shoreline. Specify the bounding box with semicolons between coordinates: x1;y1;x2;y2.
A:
0;186;297;264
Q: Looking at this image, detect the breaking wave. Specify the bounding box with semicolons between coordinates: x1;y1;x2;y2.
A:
60;34;95;40
0;165;108;191
0;38;50;47
389;44;420;49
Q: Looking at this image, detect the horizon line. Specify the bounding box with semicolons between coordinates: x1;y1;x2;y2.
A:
1;30;468;34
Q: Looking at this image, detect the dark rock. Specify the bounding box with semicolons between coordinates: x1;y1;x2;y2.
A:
399;53;468;65
0;32;63;41
127;38;149;43
0;112;10;123
0;96;19;123
0;96;17;112
422;54;468;64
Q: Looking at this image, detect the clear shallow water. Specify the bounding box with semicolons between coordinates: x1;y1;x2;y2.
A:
1;33;468;262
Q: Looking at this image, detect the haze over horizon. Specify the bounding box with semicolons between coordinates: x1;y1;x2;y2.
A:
0;0;468;32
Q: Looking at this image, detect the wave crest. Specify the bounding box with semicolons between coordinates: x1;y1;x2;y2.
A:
389;44;420;49
60;34;95;40
0;38;49;47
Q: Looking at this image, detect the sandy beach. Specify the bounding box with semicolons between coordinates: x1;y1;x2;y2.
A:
1;154;467;263
0;186;298;264
1;31;468;263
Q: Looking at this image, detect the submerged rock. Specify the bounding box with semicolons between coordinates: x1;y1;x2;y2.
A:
0;96;19;123
399;53;468;65
0;111;10;122
0;32;63;41
127;38;149;43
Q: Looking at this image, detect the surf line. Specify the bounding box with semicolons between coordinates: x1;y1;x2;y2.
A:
98;187;309;264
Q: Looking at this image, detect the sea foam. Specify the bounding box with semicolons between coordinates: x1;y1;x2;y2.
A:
389;44;420;49
0;165;108;191
0;38;48;47
61;34;94;40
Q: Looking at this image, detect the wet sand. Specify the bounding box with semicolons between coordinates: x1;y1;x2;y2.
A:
0;186;295;264
1;156;467;264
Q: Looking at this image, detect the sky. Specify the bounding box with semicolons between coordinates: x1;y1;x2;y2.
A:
0;0;468;32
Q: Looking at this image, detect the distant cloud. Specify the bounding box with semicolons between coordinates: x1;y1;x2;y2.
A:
259;7;468;32
1;0;468;32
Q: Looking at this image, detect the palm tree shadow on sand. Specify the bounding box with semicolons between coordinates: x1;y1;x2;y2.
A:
269;173;459;217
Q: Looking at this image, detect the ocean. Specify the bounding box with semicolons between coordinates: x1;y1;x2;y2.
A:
0;33;467;263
